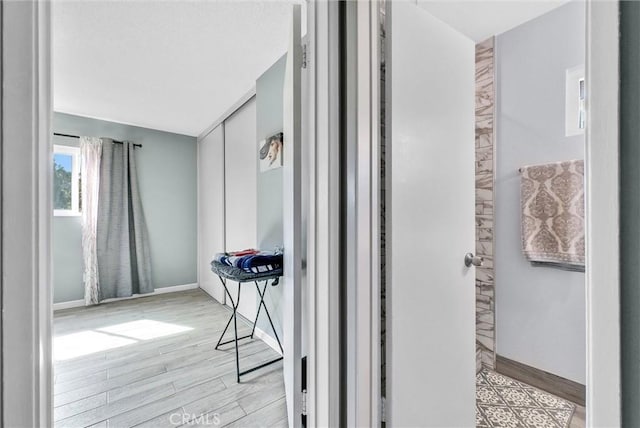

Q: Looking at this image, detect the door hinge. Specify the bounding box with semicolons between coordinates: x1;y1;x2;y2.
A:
301;355;308;426
302;43;308;69
381;396;386;423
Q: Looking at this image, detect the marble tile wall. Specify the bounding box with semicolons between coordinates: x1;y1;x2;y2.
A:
476;37;496;371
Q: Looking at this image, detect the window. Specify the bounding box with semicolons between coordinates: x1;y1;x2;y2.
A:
53;145;81;216
565;65;586;136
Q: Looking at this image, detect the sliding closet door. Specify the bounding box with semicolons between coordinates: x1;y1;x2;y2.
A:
198;125;226;303
224;99;258;318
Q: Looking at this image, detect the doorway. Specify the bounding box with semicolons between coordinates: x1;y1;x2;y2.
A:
0;1;326;426
379;0;620;427
50;2;301;427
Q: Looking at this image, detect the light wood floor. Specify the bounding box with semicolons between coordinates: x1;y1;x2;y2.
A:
53;289;287;428
570;404;586;428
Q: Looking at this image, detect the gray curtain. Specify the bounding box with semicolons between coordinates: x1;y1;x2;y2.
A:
97;139;153;300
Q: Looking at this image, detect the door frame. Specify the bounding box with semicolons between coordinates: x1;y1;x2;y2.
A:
342;1;382;426
1;0;620;426
1;0;53;426
350;0;620;426
584;1;620;425
0;1;347;426
305;1;344;426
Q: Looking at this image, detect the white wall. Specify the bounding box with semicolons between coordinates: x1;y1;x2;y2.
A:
495;1;586;384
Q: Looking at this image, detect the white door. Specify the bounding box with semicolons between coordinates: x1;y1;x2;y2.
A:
198;125;226;303
224;100;258;319
388;2;476;426
282;4;303;427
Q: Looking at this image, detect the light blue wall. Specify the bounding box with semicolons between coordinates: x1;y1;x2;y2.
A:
495;1;586;384
255;56;286;339
53;112;197;303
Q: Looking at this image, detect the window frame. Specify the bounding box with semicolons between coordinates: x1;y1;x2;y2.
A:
53;144;81;217
566;65;586;137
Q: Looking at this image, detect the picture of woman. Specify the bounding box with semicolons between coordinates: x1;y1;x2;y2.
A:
259;132;283;171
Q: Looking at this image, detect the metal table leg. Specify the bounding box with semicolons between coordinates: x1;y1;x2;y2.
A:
251;280;284;354
214;276;284;383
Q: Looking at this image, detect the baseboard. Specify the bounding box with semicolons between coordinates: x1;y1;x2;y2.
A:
199;282;225;305
53;299;86;311
53;283;199;311
254;326;283;356
495;354;586;406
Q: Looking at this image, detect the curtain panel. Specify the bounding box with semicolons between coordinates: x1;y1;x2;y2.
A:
80;136;103;305
96;139;153;300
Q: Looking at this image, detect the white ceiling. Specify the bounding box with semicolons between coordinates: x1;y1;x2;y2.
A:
416;0;571;42
53;1;294;136
54;1;571;136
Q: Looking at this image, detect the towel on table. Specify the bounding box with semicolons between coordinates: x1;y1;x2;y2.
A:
213;249;282;273
214;249;258;266
237;254;283;274
520;160;585;271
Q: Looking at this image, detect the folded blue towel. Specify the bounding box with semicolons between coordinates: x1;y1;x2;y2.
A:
213;251;283;273
237;254;283;274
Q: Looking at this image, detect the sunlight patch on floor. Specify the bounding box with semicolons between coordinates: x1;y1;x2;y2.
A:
54;319;193;361
54;330;136;361
97;319;193;340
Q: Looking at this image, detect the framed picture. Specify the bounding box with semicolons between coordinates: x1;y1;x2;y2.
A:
259;132;283;172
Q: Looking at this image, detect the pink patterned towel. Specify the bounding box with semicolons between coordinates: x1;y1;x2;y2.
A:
520;160;585;269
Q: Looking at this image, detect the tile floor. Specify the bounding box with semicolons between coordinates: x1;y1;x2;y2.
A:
477;369;583;428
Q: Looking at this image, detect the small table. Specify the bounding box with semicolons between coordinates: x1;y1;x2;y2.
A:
210;260;284;383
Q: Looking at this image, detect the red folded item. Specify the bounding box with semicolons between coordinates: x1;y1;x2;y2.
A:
228;248;259;257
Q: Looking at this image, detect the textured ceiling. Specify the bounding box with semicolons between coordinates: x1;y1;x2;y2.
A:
416;0;572;42
53;1;294;136
54;1;571;136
